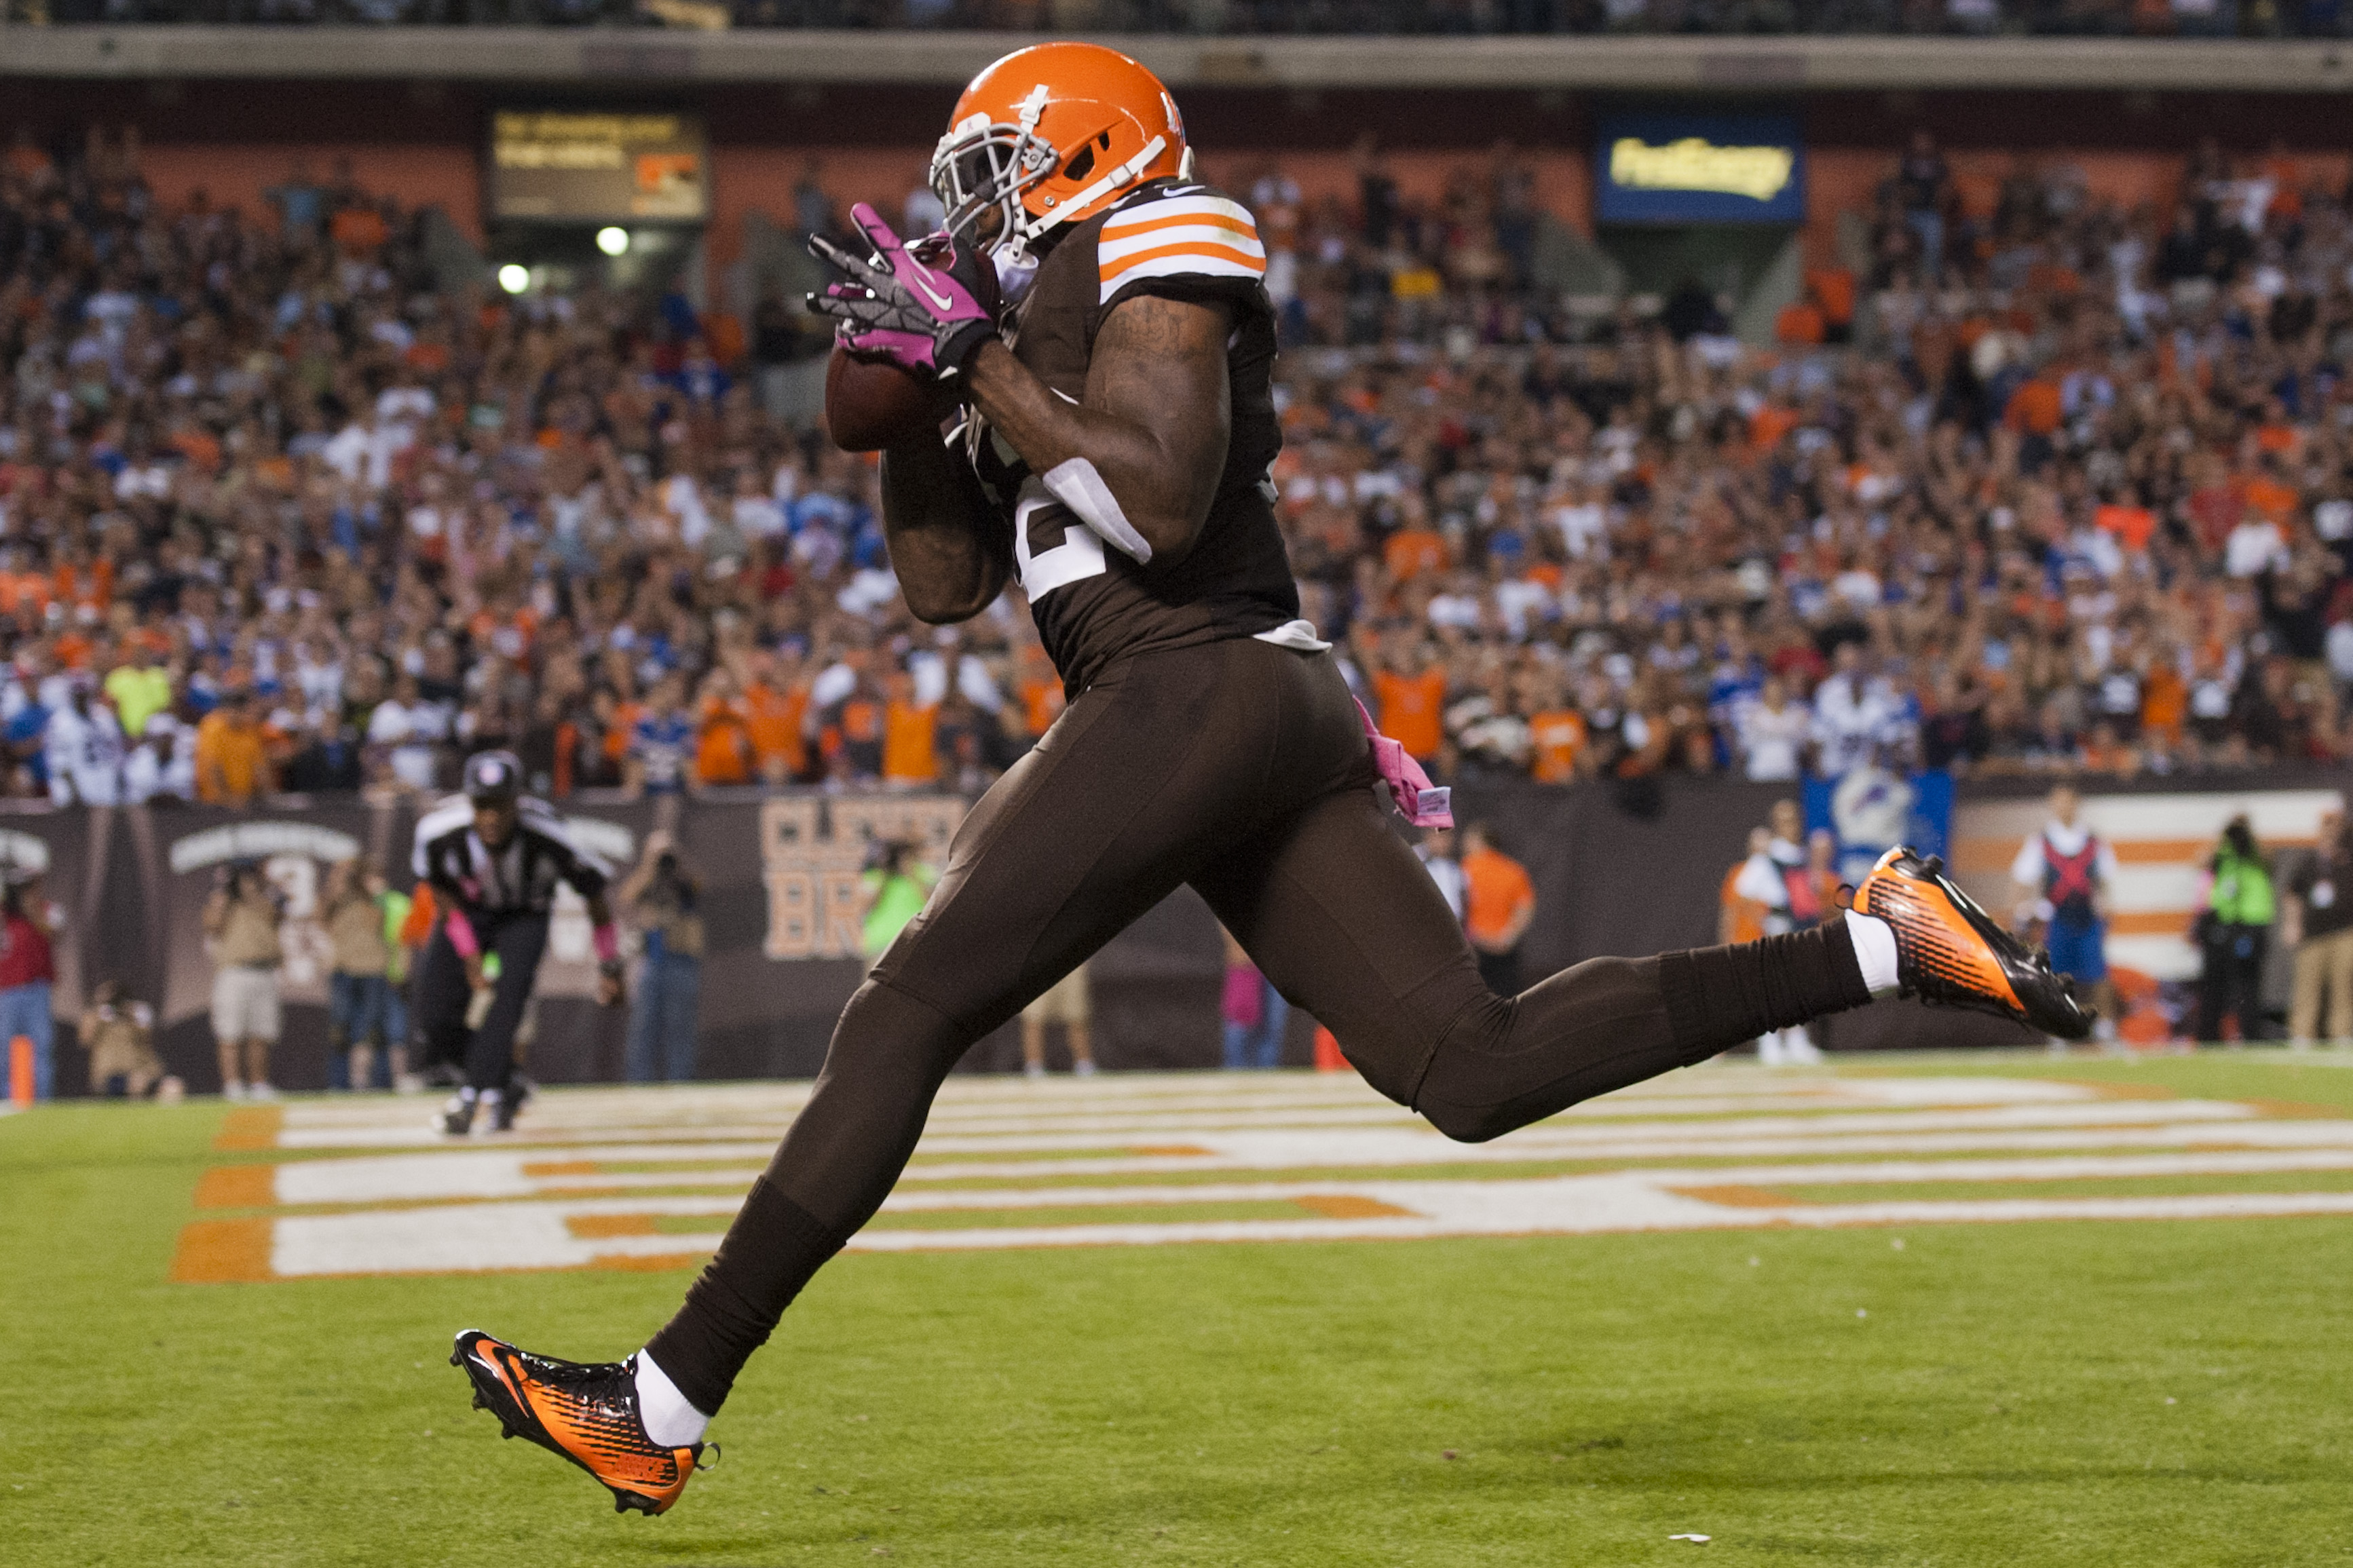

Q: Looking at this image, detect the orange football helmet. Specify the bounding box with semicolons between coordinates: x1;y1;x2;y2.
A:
930;42;1189;261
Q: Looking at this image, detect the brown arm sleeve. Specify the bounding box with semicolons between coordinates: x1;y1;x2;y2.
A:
878;434;1013;624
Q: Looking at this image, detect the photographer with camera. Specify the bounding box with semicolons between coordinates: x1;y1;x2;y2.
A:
619;829;706;1084
202;860;284;1101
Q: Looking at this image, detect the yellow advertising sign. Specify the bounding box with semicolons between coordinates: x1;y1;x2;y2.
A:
1607;136;1795;204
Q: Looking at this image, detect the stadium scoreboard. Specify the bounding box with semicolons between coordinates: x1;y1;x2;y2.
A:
1595;111;1805;225
488;111;709;224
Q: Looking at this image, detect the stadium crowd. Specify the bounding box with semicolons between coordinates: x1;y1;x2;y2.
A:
19;0;2350;39
1;122;2350;808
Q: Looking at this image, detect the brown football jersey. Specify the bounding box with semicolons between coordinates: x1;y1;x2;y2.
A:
962;179;1299;695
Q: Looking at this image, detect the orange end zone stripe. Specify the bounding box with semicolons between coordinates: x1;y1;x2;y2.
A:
1667;1183;1799;1208
1099;240;1266;282
2109;911;2194;936
1294;1193;1416;1220
523;1160;601;1178
212;1106;282;1151
170;1218;274;1283
194;1165;276;1210
592;1251;709;1273
567;1214;661;1239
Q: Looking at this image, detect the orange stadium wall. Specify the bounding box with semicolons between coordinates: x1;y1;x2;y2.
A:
702;145;1597;274
123;135;2353;298
138;144;487;245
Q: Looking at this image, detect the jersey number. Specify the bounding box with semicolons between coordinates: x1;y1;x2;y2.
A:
1013;477;1106;603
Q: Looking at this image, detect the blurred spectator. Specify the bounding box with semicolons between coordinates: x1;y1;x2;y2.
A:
1218;926;1287;1071
322;859;396;1092
1414;822;1466;922
856;837;933;965
204;860;283;1100
627;675;696;798
880;669;939;787
2196;814;2276;1044
2009;784;2120;1039
2284;805;2353;1047
1731;803;1823;1063
0;868;58;1099
1735;677;1813;782
1460;821;1536;995
44;677;126;807
1021;957;1097;1079
381;868;417;1092
195;692;269;806
124;716;197;804
1721;826;1773;947
83;979;170;1101
103;644;172;742
619;829;705;1084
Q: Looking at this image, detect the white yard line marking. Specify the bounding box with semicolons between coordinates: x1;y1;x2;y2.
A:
193;1069;2353;1279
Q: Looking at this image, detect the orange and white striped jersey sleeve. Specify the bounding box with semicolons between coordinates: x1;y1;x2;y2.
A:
1095;187;1267;307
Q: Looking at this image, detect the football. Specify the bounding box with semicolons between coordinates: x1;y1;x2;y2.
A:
825;344;955;453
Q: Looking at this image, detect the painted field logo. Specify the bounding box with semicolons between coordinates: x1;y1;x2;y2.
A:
759;794;966;959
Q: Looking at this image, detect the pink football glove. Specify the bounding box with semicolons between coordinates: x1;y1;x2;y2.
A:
807;204;1000;381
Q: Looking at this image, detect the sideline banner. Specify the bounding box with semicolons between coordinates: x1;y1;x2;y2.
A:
128;801;408;1091
52;769;2343;1091
1803;767;1956;886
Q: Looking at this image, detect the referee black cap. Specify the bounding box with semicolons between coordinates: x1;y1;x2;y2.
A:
463;750;524;806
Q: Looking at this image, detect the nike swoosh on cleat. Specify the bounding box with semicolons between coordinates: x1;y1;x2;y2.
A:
471;1346;522;1404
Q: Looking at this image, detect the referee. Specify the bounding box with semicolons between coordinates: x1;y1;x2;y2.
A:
413;750;624;1135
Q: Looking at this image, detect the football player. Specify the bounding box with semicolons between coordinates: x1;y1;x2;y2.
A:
413;750;623;1135
453;42;2088;1516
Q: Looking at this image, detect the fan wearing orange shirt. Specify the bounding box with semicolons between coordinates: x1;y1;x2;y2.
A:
741;653;808;784
1015;642;1064;738
194;689;271;805
1524;674;1589;784
693;668;755;787
1720;827;1773;945
1461;822;1538;995
1382;523;1448;583
880;671;940;786
2003;377;2062;438
1371;649;1447;763
604;682;647;773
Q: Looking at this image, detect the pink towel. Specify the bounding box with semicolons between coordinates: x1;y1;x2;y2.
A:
1353;697;1453;828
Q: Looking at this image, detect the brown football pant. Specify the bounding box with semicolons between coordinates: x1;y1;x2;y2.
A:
645;638;1869;1413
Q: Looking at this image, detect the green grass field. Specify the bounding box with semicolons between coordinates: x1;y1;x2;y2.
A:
8;1053;2353;1566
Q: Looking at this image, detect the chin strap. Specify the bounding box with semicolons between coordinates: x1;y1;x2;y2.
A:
1022;134;1169;248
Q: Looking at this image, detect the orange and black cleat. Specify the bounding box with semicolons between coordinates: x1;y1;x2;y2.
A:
452;1330;714;1516
1851;846;2094;1040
